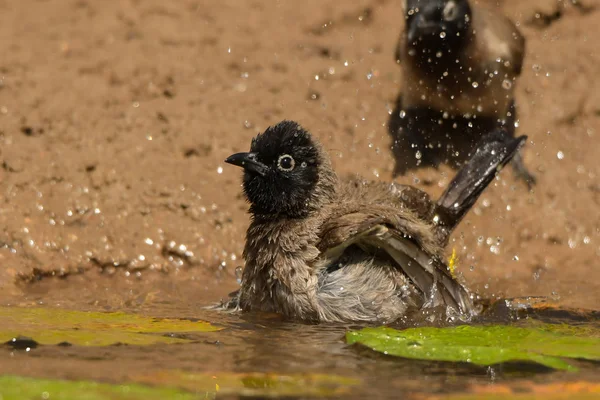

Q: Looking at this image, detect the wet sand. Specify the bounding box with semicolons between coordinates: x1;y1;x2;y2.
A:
0;0;599;312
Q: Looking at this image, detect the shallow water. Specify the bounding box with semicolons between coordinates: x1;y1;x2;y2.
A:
1;0;599;398
2;281;599;399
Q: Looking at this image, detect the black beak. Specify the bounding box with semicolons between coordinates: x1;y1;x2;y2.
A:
224;152;269;176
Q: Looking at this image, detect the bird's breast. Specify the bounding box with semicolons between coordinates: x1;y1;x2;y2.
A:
239;221;322;319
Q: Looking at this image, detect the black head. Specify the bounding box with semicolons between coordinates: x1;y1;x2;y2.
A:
404;0;472;69
225;121;333;218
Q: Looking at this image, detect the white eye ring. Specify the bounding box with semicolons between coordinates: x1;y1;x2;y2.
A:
277;154;295;171
443;1;458;21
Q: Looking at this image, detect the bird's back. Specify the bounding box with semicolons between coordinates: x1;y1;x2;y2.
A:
312;179;449;322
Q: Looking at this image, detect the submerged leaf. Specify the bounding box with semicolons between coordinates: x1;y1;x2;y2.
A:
0;375;198;400
133;370;360;397
0;306;220;346
346;324;600;371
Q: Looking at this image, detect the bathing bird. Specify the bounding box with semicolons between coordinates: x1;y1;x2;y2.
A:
389;0;535;187
222;120;525;323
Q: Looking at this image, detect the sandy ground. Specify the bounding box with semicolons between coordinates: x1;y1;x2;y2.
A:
0;0;599;311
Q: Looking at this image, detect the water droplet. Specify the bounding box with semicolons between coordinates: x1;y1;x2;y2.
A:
502;79;512;90
439;31;446;38
415;151;422;160
235;266;243;284
217;166;223;174
513;255;519;261
472;82;479;88
557;151;564;160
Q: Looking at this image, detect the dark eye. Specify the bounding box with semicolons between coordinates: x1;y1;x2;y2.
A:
443;1;458;21
277;154;295;171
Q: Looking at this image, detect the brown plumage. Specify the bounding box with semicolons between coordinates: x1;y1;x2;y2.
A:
219;120;526;323
389;0;535;186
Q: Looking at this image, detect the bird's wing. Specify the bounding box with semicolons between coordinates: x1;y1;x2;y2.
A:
317;215;475;316
388;183;437;221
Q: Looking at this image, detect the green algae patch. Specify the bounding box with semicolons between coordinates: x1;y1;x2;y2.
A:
346;324;600;371
133;370;361;398
0;372;360;399
0;375;197;400
0;306;220;346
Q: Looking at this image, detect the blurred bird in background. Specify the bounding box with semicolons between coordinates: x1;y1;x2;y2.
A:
219;120;526;323
389;0;536;187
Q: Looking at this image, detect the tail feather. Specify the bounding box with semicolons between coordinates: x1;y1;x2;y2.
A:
435;130;527;233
